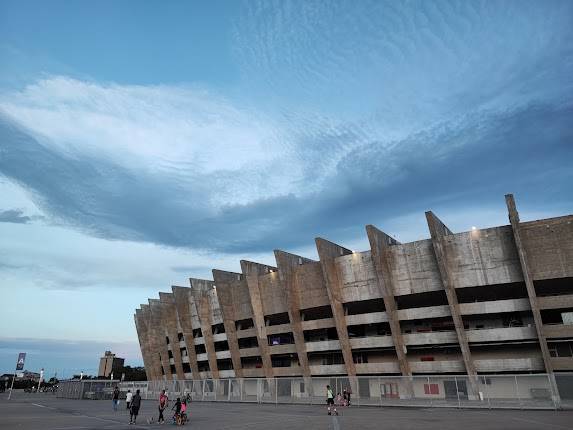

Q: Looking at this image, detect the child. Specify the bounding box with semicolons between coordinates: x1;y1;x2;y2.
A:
336;392;343;407
172;397;182;424
180;400;188;424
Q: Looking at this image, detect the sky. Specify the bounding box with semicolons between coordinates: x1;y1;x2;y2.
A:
1;0;572;376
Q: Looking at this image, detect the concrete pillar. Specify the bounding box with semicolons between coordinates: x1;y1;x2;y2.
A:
139;304;162;381
366;225;414;397
274;250;313;379
505;194;560;406
172;286;200;378
134;308;154;381
159;292;186;381
212;270;246;378
315;238;357;377
426;212;479;398
149;299;173;382
189;278;220;379
240;260;276;379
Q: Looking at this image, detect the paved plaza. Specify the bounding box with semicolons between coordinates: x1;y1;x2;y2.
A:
1;391;573;430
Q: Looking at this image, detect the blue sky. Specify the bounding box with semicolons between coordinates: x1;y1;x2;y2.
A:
1;0;572;375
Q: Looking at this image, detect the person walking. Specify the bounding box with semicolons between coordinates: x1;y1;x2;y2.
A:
112;386;120;412
129;389;141;425
126;389;133;410
326;385;337;416
158;389;168;424
346;385;352;406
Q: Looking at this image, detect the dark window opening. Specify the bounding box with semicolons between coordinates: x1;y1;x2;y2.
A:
169;364;176;374
265;312;290;326
303;327;339;342
541;308;573;325
344;298;385;315
197;361;210;372
193;328;203;338
182;363;191;373
395;291;448;310
180;347;188;357
165;336;170;345
212;323;226;334
268;332;295;346
238;337;259;349
347;322;391;337
178;332;184;342
456;282;528;303
235;318;255;330
352;352;368;364
300;305;333;321
271;353;298;368
241;356;263;368
195;344;206;354
217;358;233;371
167;350;174;359
534;277;573;297
548;341;573;357
214;340;230;352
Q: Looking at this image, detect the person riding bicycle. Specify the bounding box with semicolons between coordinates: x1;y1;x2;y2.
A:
172;397;182;424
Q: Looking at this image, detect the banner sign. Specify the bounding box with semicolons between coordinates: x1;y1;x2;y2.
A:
16;353;26;371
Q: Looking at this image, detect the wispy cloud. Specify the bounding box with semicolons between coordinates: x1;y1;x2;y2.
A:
0;209;32;224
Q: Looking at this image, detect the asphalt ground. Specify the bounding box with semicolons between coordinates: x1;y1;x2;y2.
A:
1;391;573;430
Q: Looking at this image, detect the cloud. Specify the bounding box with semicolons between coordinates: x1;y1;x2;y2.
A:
0;209;31;224
0;2;571;256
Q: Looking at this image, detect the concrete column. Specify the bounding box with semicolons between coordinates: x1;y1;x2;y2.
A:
315;238;356;377
189;278;220;379
240;260;276;379
172;286;200;378
426;212;479;398
212;270;246;378
134;308;154;381
159;292;186;381
505;194;560;406
149;299;173;381
274;250;312;379
139;304;162;381
366;225;414;396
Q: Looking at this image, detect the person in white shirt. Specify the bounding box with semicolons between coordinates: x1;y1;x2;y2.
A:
126;390;133;410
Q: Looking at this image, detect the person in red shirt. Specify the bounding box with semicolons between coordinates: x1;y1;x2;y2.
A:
158;389;169;424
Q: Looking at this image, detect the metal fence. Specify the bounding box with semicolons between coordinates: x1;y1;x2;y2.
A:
57;374;570;409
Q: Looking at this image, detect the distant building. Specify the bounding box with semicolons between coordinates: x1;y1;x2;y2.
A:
1;371;40;381
98;351;125;378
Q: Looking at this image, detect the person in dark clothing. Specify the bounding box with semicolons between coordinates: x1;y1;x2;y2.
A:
172;397;182;423
112;386;120;411
129;389;141;425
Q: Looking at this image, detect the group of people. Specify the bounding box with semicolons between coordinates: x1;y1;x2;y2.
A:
326;385;352;416
112;387;188;425
157;389;190;425
112;386;142;425
111;384;350;422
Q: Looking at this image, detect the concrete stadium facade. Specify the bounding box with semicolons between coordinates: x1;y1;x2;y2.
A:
134;194;573;394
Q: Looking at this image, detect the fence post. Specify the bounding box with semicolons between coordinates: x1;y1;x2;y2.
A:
428;376;431;408
514;375;522;409
454;376;461;409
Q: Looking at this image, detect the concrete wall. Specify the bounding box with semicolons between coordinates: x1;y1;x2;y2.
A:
134;195;573;383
